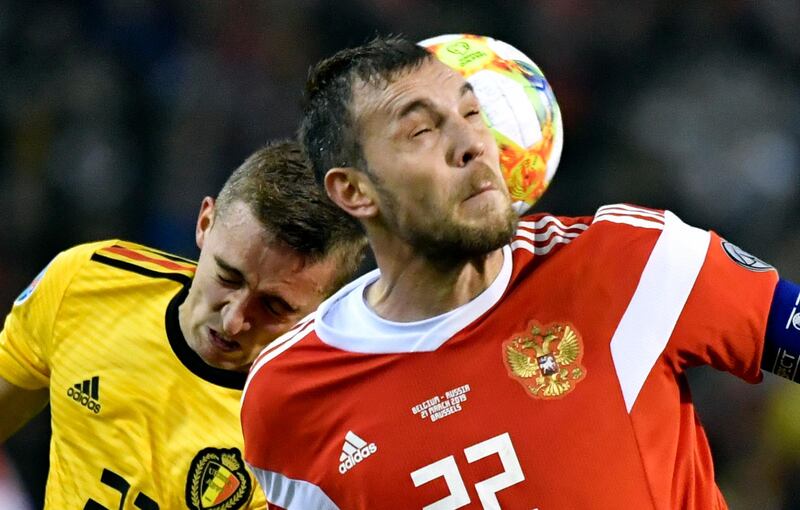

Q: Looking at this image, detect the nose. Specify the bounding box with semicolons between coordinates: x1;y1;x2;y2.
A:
221;294;252;336
448;117;486;168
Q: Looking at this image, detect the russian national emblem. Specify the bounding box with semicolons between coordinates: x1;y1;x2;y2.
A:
185;447;253;510
503;321;586;399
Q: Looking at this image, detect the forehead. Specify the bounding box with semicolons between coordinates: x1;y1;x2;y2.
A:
207;202;337;307
351;58;469;125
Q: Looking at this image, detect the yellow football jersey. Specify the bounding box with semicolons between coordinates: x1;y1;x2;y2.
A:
0;240;267;510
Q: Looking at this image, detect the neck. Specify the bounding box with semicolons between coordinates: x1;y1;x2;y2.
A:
366;239;505;322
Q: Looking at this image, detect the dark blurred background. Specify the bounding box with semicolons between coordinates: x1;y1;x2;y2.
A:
1;0;799;508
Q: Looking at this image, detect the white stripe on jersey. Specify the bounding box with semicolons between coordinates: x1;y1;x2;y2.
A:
515;225;585;242
248;465;339;510
512;217;589;256
243;318;316;397
345;430;367;448
511;236;573;256
595;203;665;222
518;216;590;233
256;312;316;361
593;214;664;230
610;210;710;412
594;204;665;230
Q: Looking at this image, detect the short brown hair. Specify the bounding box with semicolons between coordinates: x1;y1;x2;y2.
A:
215;140;368;294
300;35;431;183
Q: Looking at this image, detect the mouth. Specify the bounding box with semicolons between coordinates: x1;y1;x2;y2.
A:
208;328;240;353
465;180;499;201
475;180;498;194
461;160;503;198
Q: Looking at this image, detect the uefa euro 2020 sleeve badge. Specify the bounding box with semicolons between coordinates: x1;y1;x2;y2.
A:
503;321;587;399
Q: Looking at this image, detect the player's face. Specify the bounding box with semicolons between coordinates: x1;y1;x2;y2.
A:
180;198;338;372
353;58;516;259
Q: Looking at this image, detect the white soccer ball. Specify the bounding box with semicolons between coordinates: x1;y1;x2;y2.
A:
419;34;563;214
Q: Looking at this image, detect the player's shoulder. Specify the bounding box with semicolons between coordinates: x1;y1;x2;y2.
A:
34;240;123;283
87;240;197;281
587;203;711;251
512;210;593;257
516;203;668;241
11;240;128;308
50;239;117;265
245;313;319;389
18;240;196;306
590;203;667;231
242;312;333;470
509;203;670;267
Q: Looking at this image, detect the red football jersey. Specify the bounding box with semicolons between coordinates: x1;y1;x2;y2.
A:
241;204;778;510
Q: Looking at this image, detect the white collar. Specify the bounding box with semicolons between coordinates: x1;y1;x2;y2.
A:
316;245;513;353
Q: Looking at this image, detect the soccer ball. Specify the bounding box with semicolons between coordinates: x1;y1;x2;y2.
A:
418;34;563;214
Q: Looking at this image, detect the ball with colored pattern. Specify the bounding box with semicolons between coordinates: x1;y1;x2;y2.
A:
419;34;563;214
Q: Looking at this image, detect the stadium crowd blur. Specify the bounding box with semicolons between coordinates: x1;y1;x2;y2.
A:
1;1;798;508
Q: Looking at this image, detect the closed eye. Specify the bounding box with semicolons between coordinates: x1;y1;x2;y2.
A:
217;274;240;286
263;299;280;316
214;256;244;287
261;296;296;317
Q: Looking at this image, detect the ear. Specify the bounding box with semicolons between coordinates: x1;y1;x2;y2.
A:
324;167;378;220
195;197;216;250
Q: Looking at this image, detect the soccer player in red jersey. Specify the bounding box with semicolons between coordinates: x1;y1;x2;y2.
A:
241;36;800;510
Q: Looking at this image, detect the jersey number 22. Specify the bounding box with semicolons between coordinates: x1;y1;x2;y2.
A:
410;432;525;509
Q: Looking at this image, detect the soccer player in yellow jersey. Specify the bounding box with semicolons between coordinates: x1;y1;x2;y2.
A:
0;140;367;509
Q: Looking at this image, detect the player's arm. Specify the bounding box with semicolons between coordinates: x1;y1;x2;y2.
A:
0;247;92;443
0;375;48;442
762;278;800;383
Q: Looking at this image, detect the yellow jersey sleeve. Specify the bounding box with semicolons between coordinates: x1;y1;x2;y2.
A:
0;242;111;389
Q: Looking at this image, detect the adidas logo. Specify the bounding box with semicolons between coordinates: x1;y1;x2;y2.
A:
337;431;377;474
66;376;101;414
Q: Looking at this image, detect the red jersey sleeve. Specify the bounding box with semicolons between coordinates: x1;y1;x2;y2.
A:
666;230;778;381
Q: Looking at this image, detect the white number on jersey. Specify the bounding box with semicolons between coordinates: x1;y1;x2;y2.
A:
410;432;525;509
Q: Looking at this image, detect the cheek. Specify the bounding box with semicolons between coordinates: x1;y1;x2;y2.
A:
406;180;453;220
249;306;299;331
371;158;453;220
394;164;448;202
196;281;229;310
485;133;500;161
244;324;287;352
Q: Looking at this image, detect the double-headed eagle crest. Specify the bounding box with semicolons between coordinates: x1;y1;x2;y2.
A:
503;321;586;399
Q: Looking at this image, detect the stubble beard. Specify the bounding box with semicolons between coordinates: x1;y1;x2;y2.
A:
373;177;518;266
